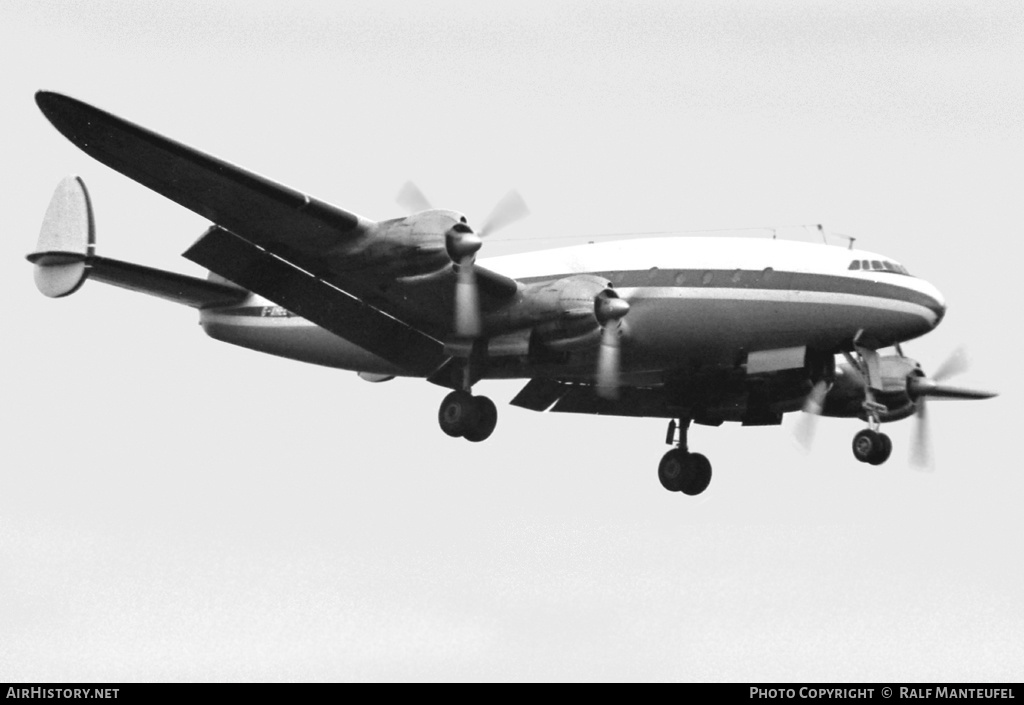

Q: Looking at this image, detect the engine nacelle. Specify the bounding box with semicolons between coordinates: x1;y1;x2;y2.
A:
527;275;617;353
533;309;604;352
366;210;465;277
482;274;622;357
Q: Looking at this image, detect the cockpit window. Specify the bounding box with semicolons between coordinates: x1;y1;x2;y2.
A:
849;258;911;275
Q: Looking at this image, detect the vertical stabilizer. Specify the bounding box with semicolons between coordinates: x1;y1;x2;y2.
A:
28;176;94;297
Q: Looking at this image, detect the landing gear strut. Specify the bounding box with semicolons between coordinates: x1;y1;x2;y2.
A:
659;419;712;495
844;344;893;466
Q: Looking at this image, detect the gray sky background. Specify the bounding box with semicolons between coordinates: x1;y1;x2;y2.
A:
2;1;1021;681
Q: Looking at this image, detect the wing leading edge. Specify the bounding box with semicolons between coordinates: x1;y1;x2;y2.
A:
34;92;371;251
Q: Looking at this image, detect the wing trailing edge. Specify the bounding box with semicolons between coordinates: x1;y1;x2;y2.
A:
185;226;449;375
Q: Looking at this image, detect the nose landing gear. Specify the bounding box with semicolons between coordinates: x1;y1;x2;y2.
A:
852;428;892;465
659;419;712;495
844;343;894;466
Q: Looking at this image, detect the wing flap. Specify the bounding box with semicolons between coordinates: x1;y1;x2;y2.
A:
185;226;448;374
550;385;674;418
509;378;570;411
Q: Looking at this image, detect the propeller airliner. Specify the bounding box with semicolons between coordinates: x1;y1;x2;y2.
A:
28;92;996;496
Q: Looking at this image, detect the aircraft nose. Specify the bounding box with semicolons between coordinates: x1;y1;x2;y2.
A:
923;280;947;327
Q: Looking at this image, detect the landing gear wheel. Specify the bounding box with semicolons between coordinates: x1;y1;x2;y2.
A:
658;450;713;495
869;432;892;465
463;396;497;443
679;453;712;496
438;391;476;438
658;449;686;492
852;429;892;465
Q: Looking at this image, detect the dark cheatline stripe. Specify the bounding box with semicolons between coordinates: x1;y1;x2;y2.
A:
519;269;944;316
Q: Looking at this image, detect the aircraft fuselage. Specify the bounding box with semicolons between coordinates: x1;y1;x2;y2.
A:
199;236;945;387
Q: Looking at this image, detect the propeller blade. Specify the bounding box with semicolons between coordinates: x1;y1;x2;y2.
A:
910;396;933;471
932;346;968;382
454;257;481;338
478;190;529;238
795;379;829;449
596;321;621;400
396;181;432;214
446;189;528;339
839;361;866;389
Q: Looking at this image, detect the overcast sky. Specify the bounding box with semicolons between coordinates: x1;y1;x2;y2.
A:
2;1;1021;681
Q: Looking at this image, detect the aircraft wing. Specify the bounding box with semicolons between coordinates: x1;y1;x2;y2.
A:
35;92;452;375
35;92;369;255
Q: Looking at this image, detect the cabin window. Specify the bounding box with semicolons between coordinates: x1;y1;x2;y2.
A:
762;267;774;282
731;269;742;283
701;271;713;285
648;266;659;281
674;272;687;285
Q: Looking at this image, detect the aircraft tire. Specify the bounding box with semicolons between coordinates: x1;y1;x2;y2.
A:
658;449;686;492
463;396;497;443
679;453;712;496
438;390;476;438
868;433;893;466
852;429;888;464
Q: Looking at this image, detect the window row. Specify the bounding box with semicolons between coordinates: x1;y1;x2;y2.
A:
848;259;910;275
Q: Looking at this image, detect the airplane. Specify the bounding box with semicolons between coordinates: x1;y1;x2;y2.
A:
28;91;996;496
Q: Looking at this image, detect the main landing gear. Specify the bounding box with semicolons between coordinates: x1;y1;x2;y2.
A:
438;390;497;442
659;419;712;495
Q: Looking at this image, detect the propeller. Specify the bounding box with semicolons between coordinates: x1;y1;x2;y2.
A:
906;347;996;470
446;190;530;337
595;292;630;399
396;181;432;214
911;392;931;469
795;378;831;449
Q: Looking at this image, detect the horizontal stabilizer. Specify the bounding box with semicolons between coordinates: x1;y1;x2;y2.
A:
29;177;249;308
86;256;249;308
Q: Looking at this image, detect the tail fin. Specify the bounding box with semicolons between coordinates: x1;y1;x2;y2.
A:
28;176;93;297
27;176;248;308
